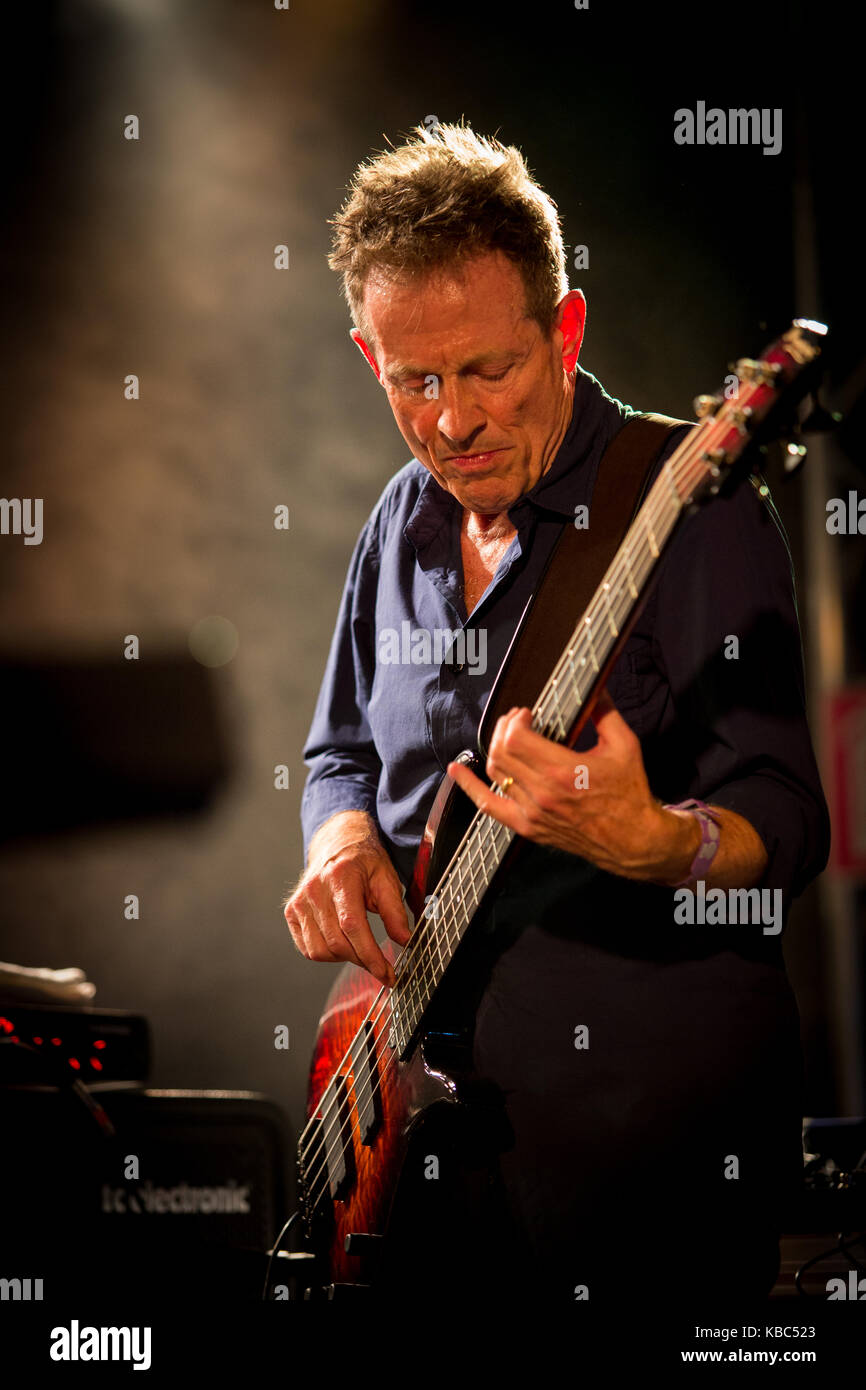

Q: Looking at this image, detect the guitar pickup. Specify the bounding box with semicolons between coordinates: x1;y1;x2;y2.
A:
349;1020;382;1146
321;1073;355;1201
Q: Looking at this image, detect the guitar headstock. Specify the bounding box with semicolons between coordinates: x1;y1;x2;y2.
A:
686;318;829;505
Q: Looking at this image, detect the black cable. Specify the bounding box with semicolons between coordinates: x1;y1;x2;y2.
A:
794;1229;866;1296
840;1230;866;1274
261;1210;300;1301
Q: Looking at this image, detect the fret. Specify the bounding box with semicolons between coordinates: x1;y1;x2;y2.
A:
646;518;660;558
414;911;438;1000
449;881;466;925
466;825;487;901
665;461;681;509
387;998;404;1055
462;867;480;909
602;582;619;637
426;897;452;981
623;548;639;599
425;894;447;978
583;618;600;672
548;679;567;739
480;818;503;888
434;879;458;957
394;980;420;1049
564;647;583;708
416;894;443;988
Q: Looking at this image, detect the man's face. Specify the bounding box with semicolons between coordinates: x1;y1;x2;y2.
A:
351;250;586;515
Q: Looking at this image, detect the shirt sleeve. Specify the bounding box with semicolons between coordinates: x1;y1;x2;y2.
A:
650;456;831;906
300;512;383;862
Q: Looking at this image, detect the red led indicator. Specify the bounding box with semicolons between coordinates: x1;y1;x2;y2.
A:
51;1037;62;1046
0;1018;13;1033
90;1057;103;1072
32;1036;43;1045
93;1040;106;1050
68;1058;81;1070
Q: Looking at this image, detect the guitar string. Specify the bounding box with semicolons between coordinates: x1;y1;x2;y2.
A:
296;383;771;1208
296;405;758;1208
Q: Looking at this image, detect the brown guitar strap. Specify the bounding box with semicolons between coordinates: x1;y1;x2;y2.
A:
477;411;689;755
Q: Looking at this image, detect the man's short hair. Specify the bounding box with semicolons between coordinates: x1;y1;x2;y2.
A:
327;121;569;354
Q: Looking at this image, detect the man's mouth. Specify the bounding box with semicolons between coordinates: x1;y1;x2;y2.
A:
442;448;509;470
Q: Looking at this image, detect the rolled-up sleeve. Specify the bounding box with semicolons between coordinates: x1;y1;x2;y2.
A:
300;515;382;861
651;467;831;905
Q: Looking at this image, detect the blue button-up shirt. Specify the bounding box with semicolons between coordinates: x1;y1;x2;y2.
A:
301;366;830;934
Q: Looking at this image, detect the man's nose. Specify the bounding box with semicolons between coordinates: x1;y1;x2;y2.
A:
436;378;486;444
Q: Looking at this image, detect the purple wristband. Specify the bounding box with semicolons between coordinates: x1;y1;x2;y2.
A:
663;798;722;888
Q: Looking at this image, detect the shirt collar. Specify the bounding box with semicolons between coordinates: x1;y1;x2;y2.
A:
514;366;634;519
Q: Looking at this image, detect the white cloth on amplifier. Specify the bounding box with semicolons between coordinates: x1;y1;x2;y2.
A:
0;961;96;1003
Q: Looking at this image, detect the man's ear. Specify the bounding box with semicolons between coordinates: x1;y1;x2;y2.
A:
350;328;382;383
555;289;587;373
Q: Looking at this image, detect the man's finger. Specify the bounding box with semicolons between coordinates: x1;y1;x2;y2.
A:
371;870;413;949
447;760;527;833
488;709;582;785
291;900;342;965
588;687;637;749
329;878;395;986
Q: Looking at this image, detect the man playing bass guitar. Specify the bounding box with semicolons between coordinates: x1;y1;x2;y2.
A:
283;121;830;1307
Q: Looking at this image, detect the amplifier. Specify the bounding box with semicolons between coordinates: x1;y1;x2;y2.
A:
0;1087;295;1301
0;1003;150;1085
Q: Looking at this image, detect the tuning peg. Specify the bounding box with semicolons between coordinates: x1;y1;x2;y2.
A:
732;358;761;381
693;394;721;419
758;361;783;385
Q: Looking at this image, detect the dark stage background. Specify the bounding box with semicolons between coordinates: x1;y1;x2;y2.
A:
1;0;863;1197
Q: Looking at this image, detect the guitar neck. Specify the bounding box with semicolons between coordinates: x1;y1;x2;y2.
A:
532;429;706;741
